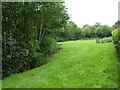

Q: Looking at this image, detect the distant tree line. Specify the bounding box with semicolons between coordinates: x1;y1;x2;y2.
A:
57;22;113;42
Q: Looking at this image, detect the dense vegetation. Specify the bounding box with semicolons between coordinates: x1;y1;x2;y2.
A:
2;2;69;79
111;20;120;87
112;20;120;57
57;22;113;42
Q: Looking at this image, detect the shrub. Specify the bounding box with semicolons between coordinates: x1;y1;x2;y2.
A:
40;37;59;56
101;37;112;43
2;38;31;78
116;41;120;56
112;29;120;44
31;52;46;68
112;29;120;57
96;37;112;43
96;38;100;43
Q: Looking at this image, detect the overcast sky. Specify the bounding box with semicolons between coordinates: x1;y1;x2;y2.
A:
65;0;119;28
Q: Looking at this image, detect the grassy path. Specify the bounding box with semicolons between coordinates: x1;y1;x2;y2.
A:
2;40;118;88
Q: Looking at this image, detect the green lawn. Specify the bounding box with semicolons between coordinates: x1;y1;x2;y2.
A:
0;80;2;89
2;40;118;88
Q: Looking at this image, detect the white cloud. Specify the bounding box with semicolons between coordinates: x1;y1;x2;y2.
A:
65;0;119;27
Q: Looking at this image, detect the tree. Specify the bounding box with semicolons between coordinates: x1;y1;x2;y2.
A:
2;2;69;79
96;25;112;38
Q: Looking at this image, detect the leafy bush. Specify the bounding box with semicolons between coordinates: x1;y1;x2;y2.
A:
40;37;59;56
112;29;120;44
31;52;46;68
2;38;32;78
112;29;120;57
115;41;120;56
96;38;100;43
96;37;112;43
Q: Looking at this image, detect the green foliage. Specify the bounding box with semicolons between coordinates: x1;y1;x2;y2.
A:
112;29;120;57
112;20;120;29
57;21;81;41
96;38;100;43
57;22;113;42
40;37;58;56
32;52;46;68
96;25;112;38
112;29;120;44
2;2;69;79
96;37;112;43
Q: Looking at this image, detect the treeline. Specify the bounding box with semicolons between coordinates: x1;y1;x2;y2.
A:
112;21;120;57
2;2;69;79
57;22;113;42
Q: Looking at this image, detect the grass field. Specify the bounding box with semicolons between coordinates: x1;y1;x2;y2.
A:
0;80;1;89
2;40;118;88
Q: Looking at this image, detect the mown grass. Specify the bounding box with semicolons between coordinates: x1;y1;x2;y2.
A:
0;80;2;89
2;40;118;88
